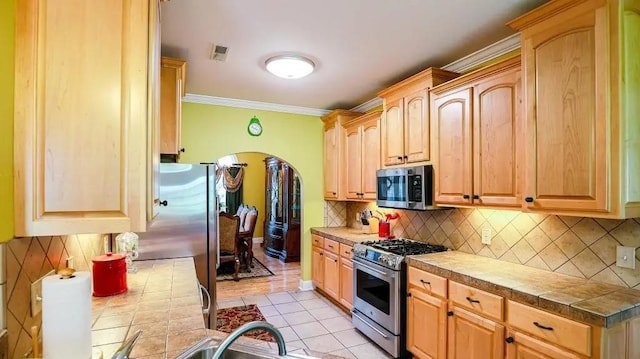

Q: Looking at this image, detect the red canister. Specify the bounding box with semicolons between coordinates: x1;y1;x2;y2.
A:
92;252;128;297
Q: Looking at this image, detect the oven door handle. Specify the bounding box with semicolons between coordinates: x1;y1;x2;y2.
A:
353;258;389;277
352;310;390;338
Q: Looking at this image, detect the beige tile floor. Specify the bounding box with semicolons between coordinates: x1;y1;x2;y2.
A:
217;290;393;359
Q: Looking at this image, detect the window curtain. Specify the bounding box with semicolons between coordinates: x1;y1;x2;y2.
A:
223;166;243;214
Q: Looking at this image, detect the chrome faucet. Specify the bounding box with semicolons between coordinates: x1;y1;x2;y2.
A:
111;329;143;359
212;321;287;359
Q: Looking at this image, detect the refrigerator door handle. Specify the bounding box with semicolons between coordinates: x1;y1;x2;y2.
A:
199;283;211;315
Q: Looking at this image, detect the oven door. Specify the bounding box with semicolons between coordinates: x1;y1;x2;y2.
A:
352;257;401;334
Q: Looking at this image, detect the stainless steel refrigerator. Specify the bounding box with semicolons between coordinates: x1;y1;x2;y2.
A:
136;162;218;328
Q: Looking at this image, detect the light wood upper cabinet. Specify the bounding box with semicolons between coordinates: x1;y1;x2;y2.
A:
431;56;522;208
322;110;363;200
14;0;153;236
160;56;186;155
508;0;640;218
343;111;381;200
378;68;458;167
147;0;162;220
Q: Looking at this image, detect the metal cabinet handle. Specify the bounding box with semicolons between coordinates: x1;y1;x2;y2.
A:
332;258;338;263
397;156;403;160
180;148;186;153
525;197;534;203
462;194;470;199
466;296;480;304
473;195;480;200
447;311;454;317
505;337;514;344
420;279;431;285
159;200;168;206
199;283;211;315
533;322;553;331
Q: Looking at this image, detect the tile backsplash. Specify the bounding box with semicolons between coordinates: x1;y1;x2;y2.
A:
324;201;347;227
347;202;640;290
5;234;105;358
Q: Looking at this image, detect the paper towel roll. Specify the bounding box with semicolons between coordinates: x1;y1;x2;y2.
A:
43;271;92;359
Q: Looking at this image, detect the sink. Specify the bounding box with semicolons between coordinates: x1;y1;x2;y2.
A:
178;343;318;359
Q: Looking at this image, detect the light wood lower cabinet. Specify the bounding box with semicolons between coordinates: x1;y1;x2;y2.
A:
311;238;324;289
339;257;353;310
506;330;584;359
407;288;447;359
311;235;353;312
447;306;505;359
323;251;340;300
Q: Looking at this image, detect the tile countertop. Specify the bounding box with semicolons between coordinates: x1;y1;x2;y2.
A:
311;227;640;328
91;258;347;359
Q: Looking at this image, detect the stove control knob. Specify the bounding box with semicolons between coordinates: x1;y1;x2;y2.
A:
379;254;387;266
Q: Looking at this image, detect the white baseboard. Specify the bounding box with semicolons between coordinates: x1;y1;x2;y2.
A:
252;237;263;244
298;280;314;291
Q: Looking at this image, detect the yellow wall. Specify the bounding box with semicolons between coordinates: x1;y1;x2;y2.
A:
235;152;267;238
181;103;324;280
0;0;15;243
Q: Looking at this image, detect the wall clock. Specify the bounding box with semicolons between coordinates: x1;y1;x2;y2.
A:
247;116;263;136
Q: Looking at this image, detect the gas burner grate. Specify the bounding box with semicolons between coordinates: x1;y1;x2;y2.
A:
360;239;448;256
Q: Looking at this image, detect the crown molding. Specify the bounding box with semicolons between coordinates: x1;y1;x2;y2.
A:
442;33;521;73
183;94;331;117
349;33;521;113
350;97;383;113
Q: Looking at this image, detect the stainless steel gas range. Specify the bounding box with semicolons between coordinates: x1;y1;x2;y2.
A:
351;239;448;358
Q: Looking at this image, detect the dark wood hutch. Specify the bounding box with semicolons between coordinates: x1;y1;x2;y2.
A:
262;157;301;262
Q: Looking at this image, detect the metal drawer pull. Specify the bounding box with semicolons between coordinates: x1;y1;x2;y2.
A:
466;297;480;304
420;279;431;285
533;322;554;331
352;311;389;338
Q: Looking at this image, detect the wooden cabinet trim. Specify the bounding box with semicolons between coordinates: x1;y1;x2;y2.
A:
324;238;340;254
408;266;447;299
449;281;504;321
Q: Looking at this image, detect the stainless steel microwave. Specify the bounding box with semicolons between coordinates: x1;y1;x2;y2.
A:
376;165;435;210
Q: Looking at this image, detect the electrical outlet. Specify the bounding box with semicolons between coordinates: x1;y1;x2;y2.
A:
30;270;55;317
66;256;74;269
481;228;492;245
616;246;636;269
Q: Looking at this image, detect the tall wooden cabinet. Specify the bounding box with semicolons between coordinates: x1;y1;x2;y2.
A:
343;111;381;200
322;110;362;200
377;68;458;167
263;157;301;262
14;0;156;236
508;0;640;218
160;56;187;155
431;56;522;208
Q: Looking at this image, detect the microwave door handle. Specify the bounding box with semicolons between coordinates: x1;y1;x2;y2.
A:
406;175;415;207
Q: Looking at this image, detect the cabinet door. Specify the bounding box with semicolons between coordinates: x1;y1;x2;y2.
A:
407;289;447;359
14;0;148;236
432;88;473;205
521;0;608;212
405;89;430;163
312;246;324;289
323;251;340;300
339;257;353;310
324;123;340;199
345;125;363;200
473;68;522;207
160;57;186;155
147;0;161;220
361;118;380;199
505;331;583;359
381;97;405;166
448;306;504;359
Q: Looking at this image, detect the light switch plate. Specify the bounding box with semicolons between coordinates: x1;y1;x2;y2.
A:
30;270;55;317
616;246;636;269
481;228;492;245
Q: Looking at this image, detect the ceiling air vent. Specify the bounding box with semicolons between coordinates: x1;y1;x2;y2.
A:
210;45;229;62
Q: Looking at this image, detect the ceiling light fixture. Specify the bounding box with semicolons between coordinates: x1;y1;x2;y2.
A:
265;55;315;79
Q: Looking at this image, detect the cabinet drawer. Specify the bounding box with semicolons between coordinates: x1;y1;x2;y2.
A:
507;300;591;357
339;243;353;259
324;238;340;254
407;266;447;298
449;281;503;321
312;234;324;247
